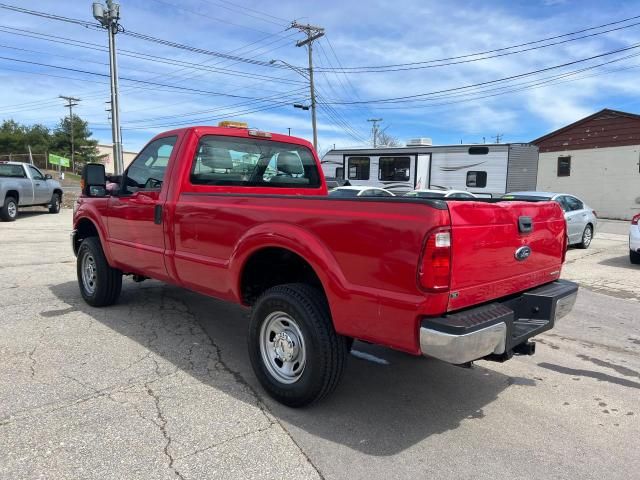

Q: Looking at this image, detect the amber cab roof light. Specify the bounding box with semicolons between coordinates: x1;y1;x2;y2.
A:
218;121;248;128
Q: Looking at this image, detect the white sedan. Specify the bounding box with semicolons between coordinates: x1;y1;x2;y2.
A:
630;213;640;264
329;186;395;197
404;189;478;199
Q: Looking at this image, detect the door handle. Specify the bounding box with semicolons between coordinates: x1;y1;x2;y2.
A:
154;204;163;225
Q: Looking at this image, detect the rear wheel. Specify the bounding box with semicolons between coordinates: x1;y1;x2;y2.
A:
630;249;640;265
48;193;61;213
248;283;348;407
577;224;593;249
77;237;122;306
0;196;18;222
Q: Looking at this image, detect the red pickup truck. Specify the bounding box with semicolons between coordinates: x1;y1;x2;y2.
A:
72;123;578;406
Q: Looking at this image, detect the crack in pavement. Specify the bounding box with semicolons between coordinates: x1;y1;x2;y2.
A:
160;289;326;480
175;423;276;461
145;382;186;480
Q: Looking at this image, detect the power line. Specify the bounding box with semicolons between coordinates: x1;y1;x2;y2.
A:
0;55;306;101
370;51;640;110
146;0;288;35
198;0;291;26
0;3;292;70
313;14;640;72
0;25;305;86
322;42;640;105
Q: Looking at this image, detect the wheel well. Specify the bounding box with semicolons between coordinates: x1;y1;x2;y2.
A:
54;188;63;197
5;190;18;203
74;218;100;255
241;247;324;306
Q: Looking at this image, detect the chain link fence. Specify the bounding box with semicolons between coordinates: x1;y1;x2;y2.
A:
0;153;75;174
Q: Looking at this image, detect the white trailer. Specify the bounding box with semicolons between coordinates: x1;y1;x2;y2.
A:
321;143;539;197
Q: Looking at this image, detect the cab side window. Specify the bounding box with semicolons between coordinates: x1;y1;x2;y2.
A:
28;166;44;181
125;136;177;192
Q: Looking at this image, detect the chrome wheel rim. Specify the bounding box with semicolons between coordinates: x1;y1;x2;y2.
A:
259;311;306;384
81;253;98;295
583;227;592;246
7;201;16;218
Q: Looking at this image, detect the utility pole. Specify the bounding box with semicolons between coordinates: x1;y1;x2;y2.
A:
93;1;124;174
59;95;80;172
494;133;503;143
287;128;291;136
367;118;383;148
291;21;324;151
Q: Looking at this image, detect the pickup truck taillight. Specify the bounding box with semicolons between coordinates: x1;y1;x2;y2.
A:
418;228;451;292
632;213;640;225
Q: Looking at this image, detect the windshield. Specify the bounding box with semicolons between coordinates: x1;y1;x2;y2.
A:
406;191;446;198
329;189;359;197
502;194;552;201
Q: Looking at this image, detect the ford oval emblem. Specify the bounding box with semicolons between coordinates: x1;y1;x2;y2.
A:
515;246;532;261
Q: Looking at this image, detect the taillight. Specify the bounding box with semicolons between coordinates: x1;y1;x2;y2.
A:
418;228;451;291
632;213;640;225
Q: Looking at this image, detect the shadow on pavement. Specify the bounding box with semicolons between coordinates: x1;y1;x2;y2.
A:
49;279;509;457
598;254;637;271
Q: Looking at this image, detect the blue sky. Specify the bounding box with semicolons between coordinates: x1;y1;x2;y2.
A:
1;0;640;153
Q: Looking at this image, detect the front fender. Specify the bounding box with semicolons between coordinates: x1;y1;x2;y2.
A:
73;198;114;266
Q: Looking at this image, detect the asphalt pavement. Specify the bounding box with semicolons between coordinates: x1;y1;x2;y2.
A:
0;211;638;479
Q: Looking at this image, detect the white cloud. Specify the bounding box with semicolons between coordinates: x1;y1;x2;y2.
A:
1;0;639;151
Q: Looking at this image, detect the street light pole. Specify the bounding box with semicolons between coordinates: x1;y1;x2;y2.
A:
93;1;124;174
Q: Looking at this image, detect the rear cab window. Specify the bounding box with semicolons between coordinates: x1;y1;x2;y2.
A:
0;164;26;178
189;135;321;189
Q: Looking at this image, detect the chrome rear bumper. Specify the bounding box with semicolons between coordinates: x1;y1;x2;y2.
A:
420;280;578;365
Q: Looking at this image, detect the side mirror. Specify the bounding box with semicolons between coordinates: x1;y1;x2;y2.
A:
44;174;53;180
82;163;107;197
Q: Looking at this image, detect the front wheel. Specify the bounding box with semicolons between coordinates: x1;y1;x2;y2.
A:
48;193;61;213
77;237;122;306
631;249;640;265
577;224;593;249
248;283;348;407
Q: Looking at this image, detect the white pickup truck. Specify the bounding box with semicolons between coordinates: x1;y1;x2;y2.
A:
0;161;63;221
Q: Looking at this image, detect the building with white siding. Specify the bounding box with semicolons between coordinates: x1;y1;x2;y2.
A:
532;109;640;220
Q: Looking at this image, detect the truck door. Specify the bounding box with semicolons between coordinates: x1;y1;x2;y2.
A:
27;165;50;204
106;136;178;281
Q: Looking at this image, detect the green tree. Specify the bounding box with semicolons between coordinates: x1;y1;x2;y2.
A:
0;120;29;154
51;114;103;172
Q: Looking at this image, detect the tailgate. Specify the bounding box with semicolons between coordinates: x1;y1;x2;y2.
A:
447;200;566;311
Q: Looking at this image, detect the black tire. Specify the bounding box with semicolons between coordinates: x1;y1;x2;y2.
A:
77;237;122;307
631;249;640;265
0;196;18;222
248;283;348;407
48;193;61;213
577;224;593;249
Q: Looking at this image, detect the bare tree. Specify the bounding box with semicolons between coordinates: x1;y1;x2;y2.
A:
376;127;402;147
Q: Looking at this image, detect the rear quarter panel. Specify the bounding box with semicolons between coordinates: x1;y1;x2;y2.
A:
168;195;450;353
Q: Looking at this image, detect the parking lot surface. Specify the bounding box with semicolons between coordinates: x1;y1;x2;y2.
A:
1;211;639;479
